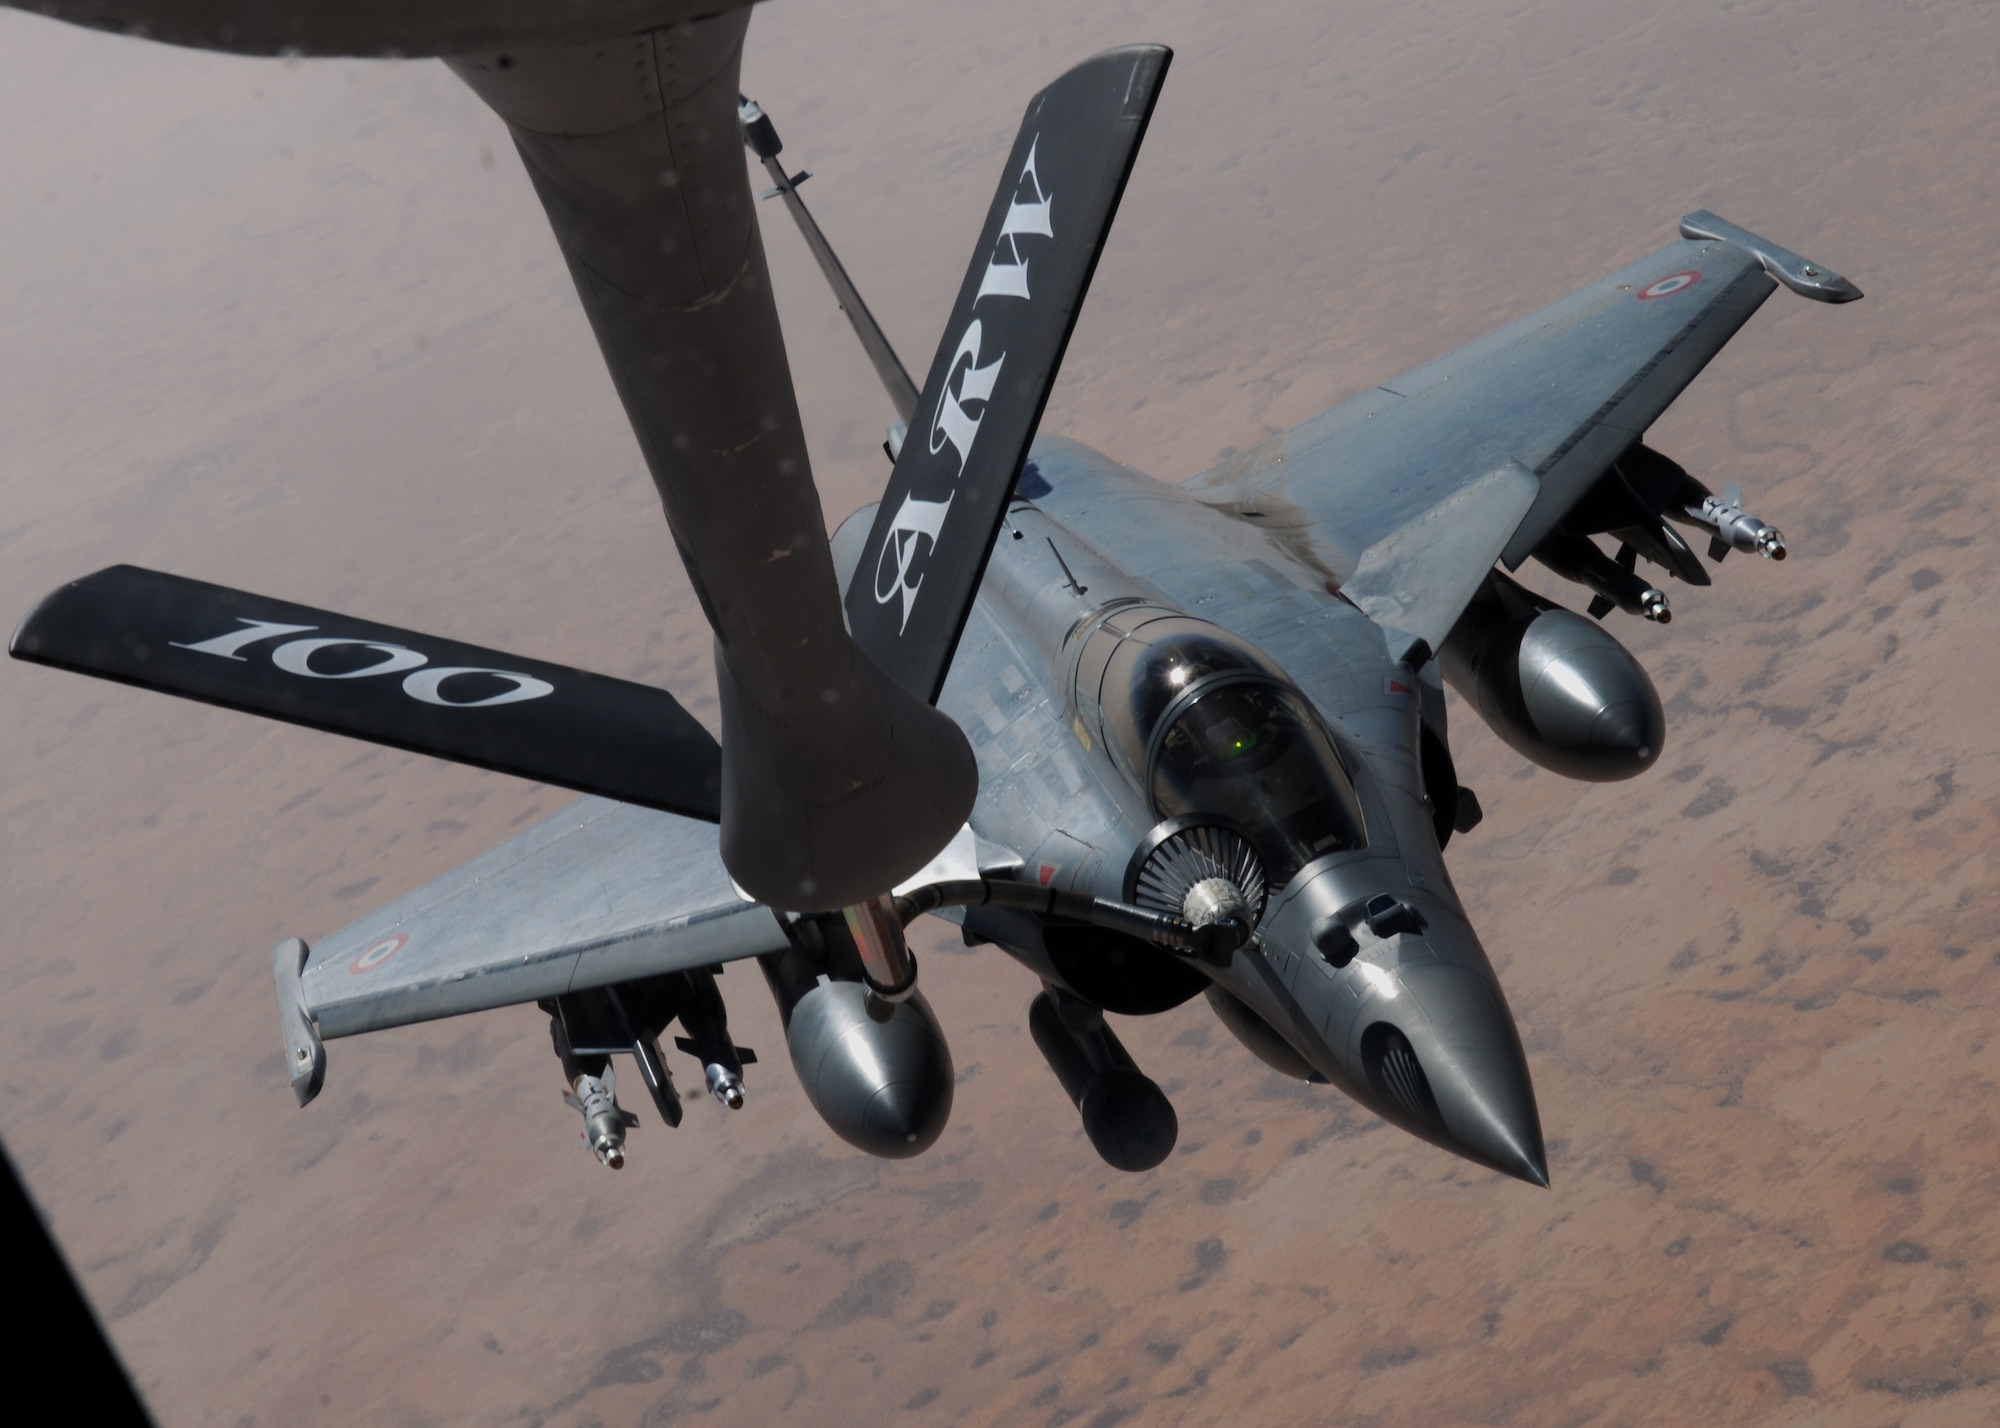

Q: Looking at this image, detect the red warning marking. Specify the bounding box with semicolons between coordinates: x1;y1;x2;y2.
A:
1037;865;1057;887
1637;271;1700;301
1386;677;1412;695
348;932;408;976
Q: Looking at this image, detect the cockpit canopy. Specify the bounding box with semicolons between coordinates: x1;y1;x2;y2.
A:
1086;615;1367;888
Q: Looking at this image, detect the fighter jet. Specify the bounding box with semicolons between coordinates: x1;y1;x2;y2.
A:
8;2;1860;1187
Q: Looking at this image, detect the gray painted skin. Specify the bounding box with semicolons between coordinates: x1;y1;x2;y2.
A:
760;951;956;1160
866;438;1549;1184
300;207;1855;1182
16;0;1862;1192
1440;571;1666;781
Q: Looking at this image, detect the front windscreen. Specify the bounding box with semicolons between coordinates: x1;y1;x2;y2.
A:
1097;620;1270;784
1149;681;1367;887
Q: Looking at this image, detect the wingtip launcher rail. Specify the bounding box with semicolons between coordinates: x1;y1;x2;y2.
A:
1680;209;1863;304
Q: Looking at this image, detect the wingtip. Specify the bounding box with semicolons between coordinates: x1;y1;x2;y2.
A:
1679;209;1862;305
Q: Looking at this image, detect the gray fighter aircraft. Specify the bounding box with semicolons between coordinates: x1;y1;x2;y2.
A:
9;3;1860;1186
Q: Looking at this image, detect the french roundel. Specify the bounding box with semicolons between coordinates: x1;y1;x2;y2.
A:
348;932;409;975
1637;271;1700;301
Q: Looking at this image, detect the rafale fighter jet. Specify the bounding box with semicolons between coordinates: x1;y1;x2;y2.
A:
9;2;1860;1186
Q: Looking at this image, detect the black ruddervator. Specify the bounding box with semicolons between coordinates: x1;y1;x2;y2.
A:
13;565;726;822
843;47;1167;703
12;43;1168;883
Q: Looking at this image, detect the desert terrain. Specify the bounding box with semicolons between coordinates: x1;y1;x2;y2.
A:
2;0;1998;1423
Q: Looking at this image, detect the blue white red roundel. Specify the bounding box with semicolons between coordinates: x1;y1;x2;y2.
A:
348;932;408;975
1637;271;1700;301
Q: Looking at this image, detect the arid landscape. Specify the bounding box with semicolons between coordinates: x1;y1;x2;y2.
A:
3;0;1998;1423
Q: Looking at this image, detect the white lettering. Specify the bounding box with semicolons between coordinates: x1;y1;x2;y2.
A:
873;493;955;632
881;134;1054;635
171;618;317;661
174;617;555;711
402;667;554;707
270;638;429;680
928;319;1004;476
974;138;1053;304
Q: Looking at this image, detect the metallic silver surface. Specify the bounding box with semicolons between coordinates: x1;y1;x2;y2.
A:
199;102;1844;1182
565;1070;640;1170
1680;208;1865;304
272;937;324;1110
775;978;953;1159
1680;482;1788;559
704;1063;746;1111
1181;877;1250;933
1129;822;1268;932
673;968;751;1110
1441;572;1665;782
843;894;917;1003
1225;851;1548;1185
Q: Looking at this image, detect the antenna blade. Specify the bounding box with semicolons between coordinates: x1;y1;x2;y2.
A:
843;44;1172;703
11;566;725;822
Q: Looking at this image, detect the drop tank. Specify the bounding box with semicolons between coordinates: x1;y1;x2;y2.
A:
1441;569;1665;781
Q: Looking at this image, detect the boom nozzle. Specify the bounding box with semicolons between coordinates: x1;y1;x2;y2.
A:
846;894;919;1012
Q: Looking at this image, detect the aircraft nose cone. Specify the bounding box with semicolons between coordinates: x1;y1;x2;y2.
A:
1373;964;1548;1187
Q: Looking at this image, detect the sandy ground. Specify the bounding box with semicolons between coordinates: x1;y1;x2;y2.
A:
2;0;1998;1423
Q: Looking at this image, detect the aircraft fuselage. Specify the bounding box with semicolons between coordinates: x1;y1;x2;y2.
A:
839;434;1548;1185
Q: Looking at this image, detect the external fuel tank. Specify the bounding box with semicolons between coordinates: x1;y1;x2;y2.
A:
1441;569;1665;781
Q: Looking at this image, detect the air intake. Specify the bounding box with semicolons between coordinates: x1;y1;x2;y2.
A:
1362;1023;1443;1130
1126;819;1268;930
